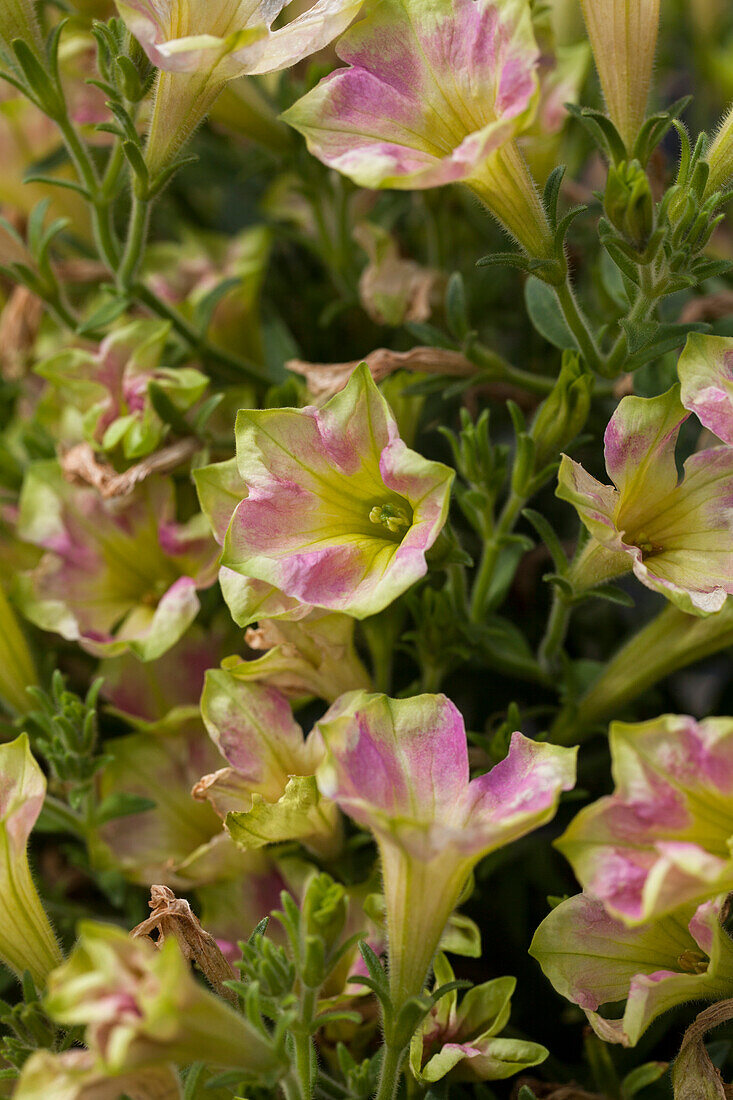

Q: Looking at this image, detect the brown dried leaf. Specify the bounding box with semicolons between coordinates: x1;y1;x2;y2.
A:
287;345;477;399
131;885;236;1003
61;439;199;499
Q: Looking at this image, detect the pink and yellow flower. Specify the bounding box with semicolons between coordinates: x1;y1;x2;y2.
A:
195;363;453;623
282;0;554;257
37;320;208;460
678;332;733;446
315;691;576;1002
15;464;218;659
197;673;342;857
557;714;733;924
117;0;363;173
530;893;733;1046
44;922;286;1078
558;385;733;615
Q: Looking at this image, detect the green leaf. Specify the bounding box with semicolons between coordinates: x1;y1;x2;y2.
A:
621;1061;668;1099
543;165;566;232
445;272;470;341
525;277;576;349
77;296;130;334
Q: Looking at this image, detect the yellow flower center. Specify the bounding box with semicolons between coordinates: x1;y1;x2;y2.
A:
369;503;412;536
629;530;664;560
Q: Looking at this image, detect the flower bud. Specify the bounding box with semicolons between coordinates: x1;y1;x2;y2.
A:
579;0;661;151
0;735;62;986
299;872;348;987
530;351;593;472
0;0;42;55
603;160;654;248
45;922;287;1080
705;103;733;197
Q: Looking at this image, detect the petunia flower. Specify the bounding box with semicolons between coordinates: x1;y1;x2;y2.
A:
15;465;218;659
0;735;62;986
14;1052;182;1100
557;384;733;615
530;893;733;1046
315;691;576;1003
37;320;208;460
410;954;547;1082
194;363;453;623
557;714;733;925
116;0;364;173
196;673;342;858
44;922;287;1079
282;0;555;258
678;332;733;446
578;0;661;151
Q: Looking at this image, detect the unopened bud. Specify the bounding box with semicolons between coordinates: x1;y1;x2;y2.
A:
530;351;593;471
604;160;654;248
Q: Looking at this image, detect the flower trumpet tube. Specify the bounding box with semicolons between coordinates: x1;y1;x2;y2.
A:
558;384;733;615
282;0;555;258
0;0;42;58
0;583;38;716
116;0;364;175
550;601;733;745
0;735;62;986
578;0;661;152
315;691;576;1005
44;922;287;1079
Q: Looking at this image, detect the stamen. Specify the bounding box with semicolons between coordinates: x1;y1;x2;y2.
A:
369;503;411;535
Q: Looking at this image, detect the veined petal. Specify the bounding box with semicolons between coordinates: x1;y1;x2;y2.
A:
213;363;452;619
530;893;733;1046
679;332;733;446
282;0;539;190
604;386;687;526
557;715;733;924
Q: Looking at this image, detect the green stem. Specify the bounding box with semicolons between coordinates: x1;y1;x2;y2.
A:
538;589;571;673
135;283;270;386
554;279;603;374
375;1043;406;1100
117;192;150;292
469;491;525;622
550;602;733;745
469;343;556;396
293;986;317;1100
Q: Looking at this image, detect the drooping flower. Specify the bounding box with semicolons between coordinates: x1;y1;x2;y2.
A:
353;222;444;328
578;0;661;151
0;735;62;986
15;465;218;659
282;0;555;258
678;332;733;446
37;320;208;460
195;363;453;623
557;714;733;925
410;954;547;1082
116;0;364;174
315;691;576;1002
196;673;342;858
14;1052;182;1100
557;384;733;615
530;893;733;1046
221;612;371;703
44;922;287;1079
